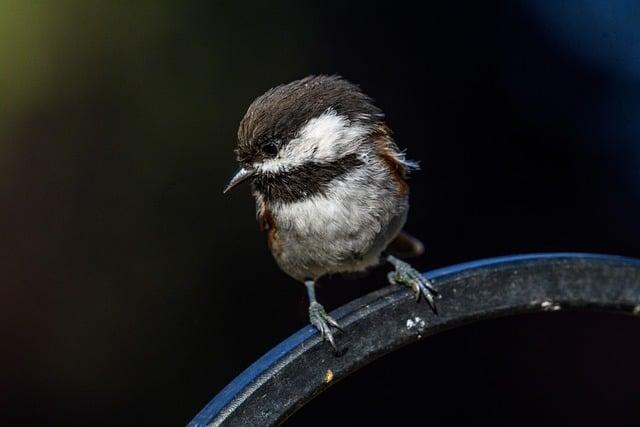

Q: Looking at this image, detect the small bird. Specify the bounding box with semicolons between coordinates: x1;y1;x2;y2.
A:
224;75;438;352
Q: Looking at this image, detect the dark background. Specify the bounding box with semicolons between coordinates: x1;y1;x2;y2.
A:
2;1;640;426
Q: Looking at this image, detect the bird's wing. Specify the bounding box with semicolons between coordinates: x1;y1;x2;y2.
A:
372;124;419;175
371;123;419;196
385;230;425;259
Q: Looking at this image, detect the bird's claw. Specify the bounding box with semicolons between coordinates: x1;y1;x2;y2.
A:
387;256;439;314
309;301;342;353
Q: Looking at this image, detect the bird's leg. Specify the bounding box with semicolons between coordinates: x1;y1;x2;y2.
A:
386;255;439;314
306;280;342;353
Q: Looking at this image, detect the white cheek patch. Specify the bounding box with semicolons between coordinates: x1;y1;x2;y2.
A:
295;110;368;161
255;110;370;174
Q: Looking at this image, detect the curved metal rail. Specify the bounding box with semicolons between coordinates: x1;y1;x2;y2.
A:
188;253;640;426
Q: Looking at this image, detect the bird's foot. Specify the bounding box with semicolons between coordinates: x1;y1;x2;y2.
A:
309;301;342;353
387;255;439;314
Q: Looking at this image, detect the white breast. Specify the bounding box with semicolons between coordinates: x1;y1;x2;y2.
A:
270;159;408;281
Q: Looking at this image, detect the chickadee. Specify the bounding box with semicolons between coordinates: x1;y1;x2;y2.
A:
224;75;438;352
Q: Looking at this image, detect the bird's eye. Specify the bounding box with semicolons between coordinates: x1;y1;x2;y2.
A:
261;142;278;157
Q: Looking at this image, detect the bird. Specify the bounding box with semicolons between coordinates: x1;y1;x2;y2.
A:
224;75;438;352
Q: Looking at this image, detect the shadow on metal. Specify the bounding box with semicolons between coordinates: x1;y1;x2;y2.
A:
188;253;640;426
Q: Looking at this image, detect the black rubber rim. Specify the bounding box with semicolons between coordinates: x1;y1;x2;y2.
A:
188;253;640;426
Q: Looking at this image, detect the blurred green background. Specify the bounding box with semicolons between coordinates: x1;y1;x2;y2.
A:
1;1;332;424
3;1;640;426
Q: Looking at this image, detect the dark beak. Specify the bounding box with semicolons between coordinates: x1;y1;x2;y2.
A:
223;167;255;194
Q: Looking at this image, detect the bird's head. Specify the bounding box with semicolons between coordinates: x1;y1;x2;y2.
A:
224;75;384;203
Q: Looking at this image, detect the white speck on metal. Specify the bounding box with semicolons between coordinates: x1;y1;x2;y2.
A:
406;316;426;332
541;300;561;312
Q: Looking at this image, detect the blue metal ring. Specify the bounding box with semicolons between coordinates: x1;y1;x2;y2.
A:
189;253;640;426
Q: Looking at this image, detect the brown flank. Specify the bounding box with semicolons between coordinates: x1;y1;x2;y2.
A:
259;205;282;256
373;124;409;195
